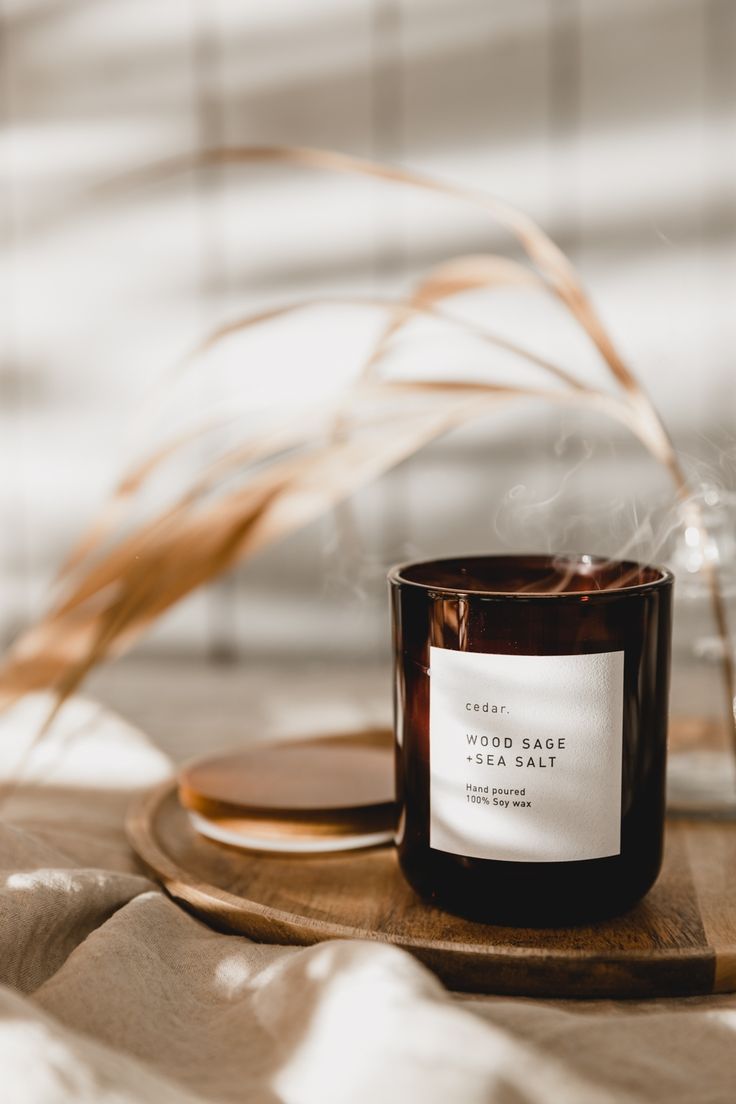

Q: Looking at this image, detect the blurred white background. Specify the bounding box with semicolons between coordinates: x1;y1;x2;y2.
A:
1;0;735;682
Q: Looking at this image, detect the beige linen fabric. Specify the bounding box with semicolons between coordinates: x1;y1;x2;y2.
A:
0;694;734;1104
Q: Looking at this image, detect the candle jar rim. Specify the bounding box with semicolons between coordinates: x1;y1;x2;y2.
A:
388;553;673;601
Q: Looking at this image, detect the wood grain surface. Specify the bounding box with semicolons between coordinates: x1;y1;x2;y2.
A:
126;779;736;999
178;730;396;839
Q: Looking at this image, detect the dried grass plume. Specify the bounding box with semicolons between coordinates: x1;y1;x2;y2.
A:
0;146;733;755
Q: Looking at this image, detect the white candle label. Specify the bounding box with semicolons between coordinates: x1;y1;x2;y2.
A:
429;646;624;862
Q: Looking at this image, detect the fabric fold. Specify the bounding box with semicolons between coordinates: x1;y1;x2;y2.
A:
0;692;734;1104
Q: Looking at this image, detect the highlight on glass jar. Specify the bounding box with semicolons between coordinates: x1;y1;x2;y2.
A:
389;554;673;926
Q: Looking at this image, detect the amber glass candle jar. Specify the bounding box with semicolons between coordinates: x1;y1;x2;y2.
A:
389;555;673;925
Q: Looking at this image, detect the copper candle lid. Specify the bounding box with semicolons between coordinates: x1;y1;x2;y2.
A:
178;729;397;853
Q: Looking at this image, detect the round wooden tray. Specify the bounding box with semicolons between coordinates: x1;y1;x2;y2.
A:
127;778;736;998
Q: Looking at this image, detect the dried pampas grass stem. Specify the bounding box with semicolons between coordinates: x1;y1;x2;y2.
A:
0;146;733;762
